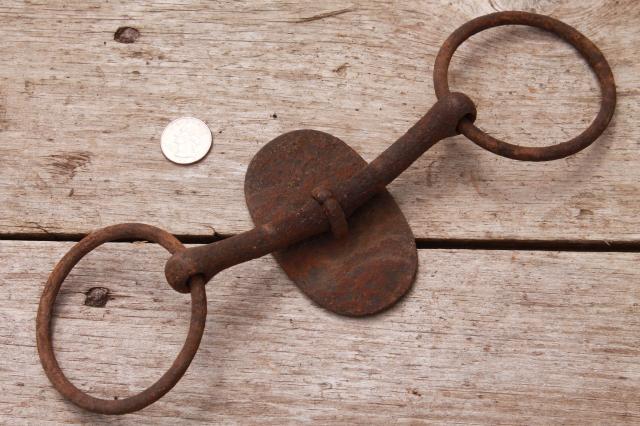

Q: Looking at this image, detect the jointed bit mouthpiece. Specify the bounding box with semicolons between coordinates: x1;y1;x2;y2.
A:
164;92;476;296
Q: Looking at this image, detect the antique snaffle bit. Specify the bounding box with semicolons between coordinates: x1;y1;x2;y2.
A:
37;11;616;414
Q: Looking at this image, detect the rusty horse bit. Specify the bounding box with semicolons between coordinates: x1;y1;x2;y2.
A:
37;11;616;414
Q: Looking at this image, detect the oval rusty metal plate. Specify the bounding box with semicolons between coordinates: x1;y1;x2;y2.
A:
244;129;417;316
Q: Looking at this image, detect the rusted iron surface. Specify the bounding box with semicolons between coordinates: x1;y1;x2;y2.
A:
433;11;616;161
37;11;617;414
36;224;207;415
310;187;349;240
245;130;418;316
164;92;475;295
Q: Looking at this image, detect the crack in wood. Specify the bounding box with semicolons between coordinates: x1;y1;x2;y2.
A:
1;231;639;253
291;8;356;23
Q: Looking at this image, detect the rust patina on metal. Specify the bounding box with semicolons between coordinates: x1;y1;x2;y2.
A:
167;92;476;313
37;224;207;415
36;11;616;415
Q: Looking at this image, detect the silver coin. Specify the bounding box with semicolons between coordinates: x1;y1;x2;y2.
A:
160;117;213;164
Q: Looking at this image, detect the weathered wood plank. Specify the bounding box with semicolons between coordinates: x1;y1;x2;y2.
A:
1;240;639;423
0;1;638;241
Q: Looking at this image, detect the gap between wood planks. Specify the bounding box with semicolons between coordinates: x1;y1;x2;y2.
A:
1;231;639;253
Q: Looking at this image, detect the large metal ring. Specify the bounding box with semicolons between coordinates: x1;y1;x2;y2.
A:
433;11;616;161
36;223;207;414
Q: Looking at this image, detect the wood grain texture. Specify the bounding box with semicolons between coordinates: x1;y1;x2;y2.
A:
2;240;639;424
0;0;638;241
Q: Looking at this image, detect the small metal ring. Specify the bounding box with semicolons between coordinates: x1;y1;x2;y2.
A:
36;223;207;415
433;11;616;161
311;187;349;239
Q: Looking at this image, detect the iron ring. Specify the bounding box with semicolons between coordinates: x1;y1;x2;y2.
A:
433;11;616;161
36;223;207;415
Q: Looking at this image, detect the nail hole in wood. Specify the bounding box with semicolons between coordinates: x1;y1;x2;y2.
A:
84;287;110;307
114;27;140;44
